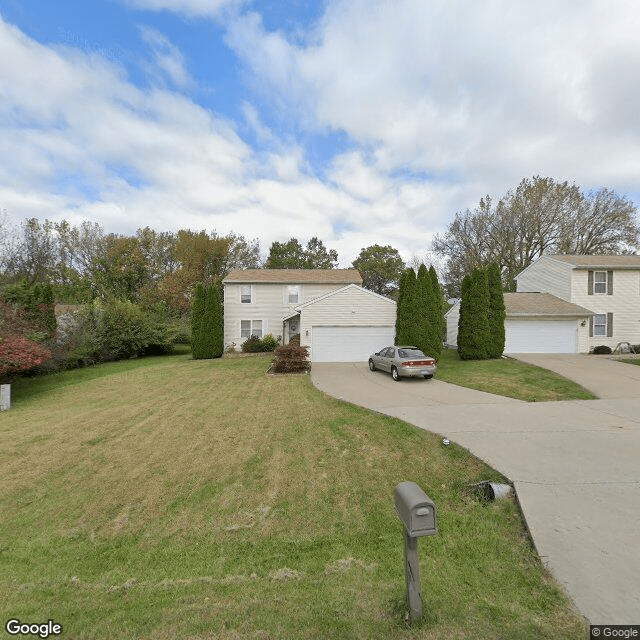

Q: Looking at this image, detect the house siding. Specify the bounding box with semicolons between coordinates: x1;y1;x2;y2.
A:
445;302;460;347
571;269;640;350
516;256;573;300
223;282;343;349
298;286;396;360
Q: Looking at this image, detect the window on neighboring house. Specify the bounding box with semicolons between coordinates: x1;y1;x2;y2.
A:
594;271;607;294
241;285;252;303
286;285;300;304
593;314;607;336
241;320;262;338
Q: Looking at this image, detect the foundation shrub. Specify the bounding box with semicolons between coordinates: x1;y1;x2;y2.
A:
271;345;310;373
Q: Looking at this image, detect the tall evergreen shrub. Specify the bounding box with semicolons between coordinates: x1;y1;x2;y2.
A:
457;268;491;360
191;282;206;359
429;266;446;345
191;283;224;359
205;284;224;358
395;268;418;345
415;264;440;358
487;263;506;358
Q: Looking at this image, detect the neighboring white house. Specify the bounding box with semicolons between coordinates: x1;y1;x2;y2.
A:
516;255;640;352
222;269;397;361
446;254;640;354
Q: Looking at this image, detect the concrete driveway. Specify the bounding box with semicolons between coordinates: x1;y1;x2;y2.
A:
311;360;640;625
511;353;640;399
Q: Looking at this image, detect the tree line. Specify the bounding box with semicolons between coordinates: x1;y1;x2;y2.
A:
0;216;411;307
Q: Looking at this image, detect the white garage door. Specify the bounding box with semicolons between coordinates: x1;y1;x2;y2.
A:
312;326;395;362
505;320;578;354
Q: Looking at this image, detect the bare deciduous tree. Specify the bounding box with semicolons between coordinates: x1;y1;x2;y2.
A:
433;176;639;296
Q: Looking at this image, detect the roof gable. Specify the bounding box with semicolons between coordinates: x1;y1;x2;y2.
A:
295;284;396;310
223;269;362;284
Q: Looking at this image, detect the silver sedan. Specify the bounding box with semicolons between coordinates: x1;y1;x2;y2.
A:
368;346;437;381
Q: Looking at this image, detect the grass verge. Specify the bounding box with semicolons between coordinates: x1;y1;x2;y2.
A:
436;348;596;401
0;353;587;639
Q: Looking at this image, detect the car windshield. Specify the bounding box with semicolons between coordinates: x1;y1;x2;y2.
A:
397;349;427;359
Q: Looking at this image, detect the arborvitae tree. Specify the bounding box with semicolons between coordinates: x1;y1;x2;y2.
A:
457;268;491;360
198;284;217;358
395;268;418;345
457;274;472;360
207;284;224;358
414;264;439;358
487;263;506;358
428;265;444;359
191;282;206;359
395;269;408;344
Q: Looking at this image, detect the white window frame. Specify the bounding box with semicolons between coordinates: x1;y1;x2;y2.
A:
593;271;607;295
593;314;607;336
284;285;301;304
240;285;252;304
240;319;263;338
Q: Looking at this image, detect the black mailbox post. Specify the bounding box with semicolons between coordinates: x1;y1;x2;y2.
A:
394;481;438;622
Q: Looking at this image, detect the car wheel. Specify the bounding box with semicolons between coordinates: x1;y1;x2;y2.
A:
391;366;401;381
423;374;433;379
368;359;376;371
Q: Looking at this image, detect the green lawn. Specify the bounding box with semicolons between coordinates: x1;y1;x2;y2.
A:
436;348;596;401
0;353;587;639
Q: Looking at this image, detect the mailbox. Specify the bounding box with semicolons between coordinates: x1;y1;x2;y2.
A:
394;481;437;537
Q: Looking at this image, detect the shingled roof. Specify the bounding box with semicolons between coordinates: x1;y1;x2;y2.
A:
504;292;593;317
223;269;363;284
548;255;640;269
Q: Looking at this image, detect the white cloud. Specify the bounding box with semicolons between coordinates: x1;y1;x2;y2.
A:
123;0;246;19
3;0;639;272
0;15;458;265
138;25;195;89
226;0;640;198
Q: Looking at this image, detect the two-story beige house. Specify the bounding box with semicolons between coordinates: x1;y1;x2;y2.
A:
445;254;640;353
515;254;640;352
222;269;397;361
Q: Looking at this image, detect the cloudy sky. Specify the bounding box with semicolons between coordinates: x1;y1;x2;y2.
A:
1;0;639;266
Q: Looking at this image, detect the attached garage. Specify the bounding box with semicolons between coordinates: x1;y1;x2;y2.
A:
445;292;593;354
504;319;578;353
294;284;397;362
311;326;395;362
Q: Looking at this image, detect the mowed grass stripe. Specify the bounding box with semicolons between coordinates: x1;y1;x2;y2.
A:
0;353;587;639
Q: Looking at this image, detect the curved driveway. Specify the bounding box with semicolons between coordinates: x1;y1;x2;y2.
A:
311;357;640;625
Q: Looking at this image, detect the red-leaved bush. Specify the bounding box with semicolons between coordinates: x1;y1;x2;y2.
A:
0;336;52;380
271;345;310;374
0;298;53;382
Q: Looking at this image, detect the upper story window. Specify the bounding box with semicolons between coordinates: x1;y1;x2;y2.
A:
594;271;607;294
286;285;300;304
240;285;252;303
588;270;612;295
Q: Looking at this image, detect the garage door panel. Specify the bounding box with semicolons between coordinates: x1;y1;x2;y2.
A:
312;326;395;362
505;320;578;354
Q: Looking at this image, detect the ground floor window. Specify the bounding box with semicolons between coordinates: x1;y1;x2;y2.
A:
593;314;606;336
241;319;263;338
591;313;613;338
